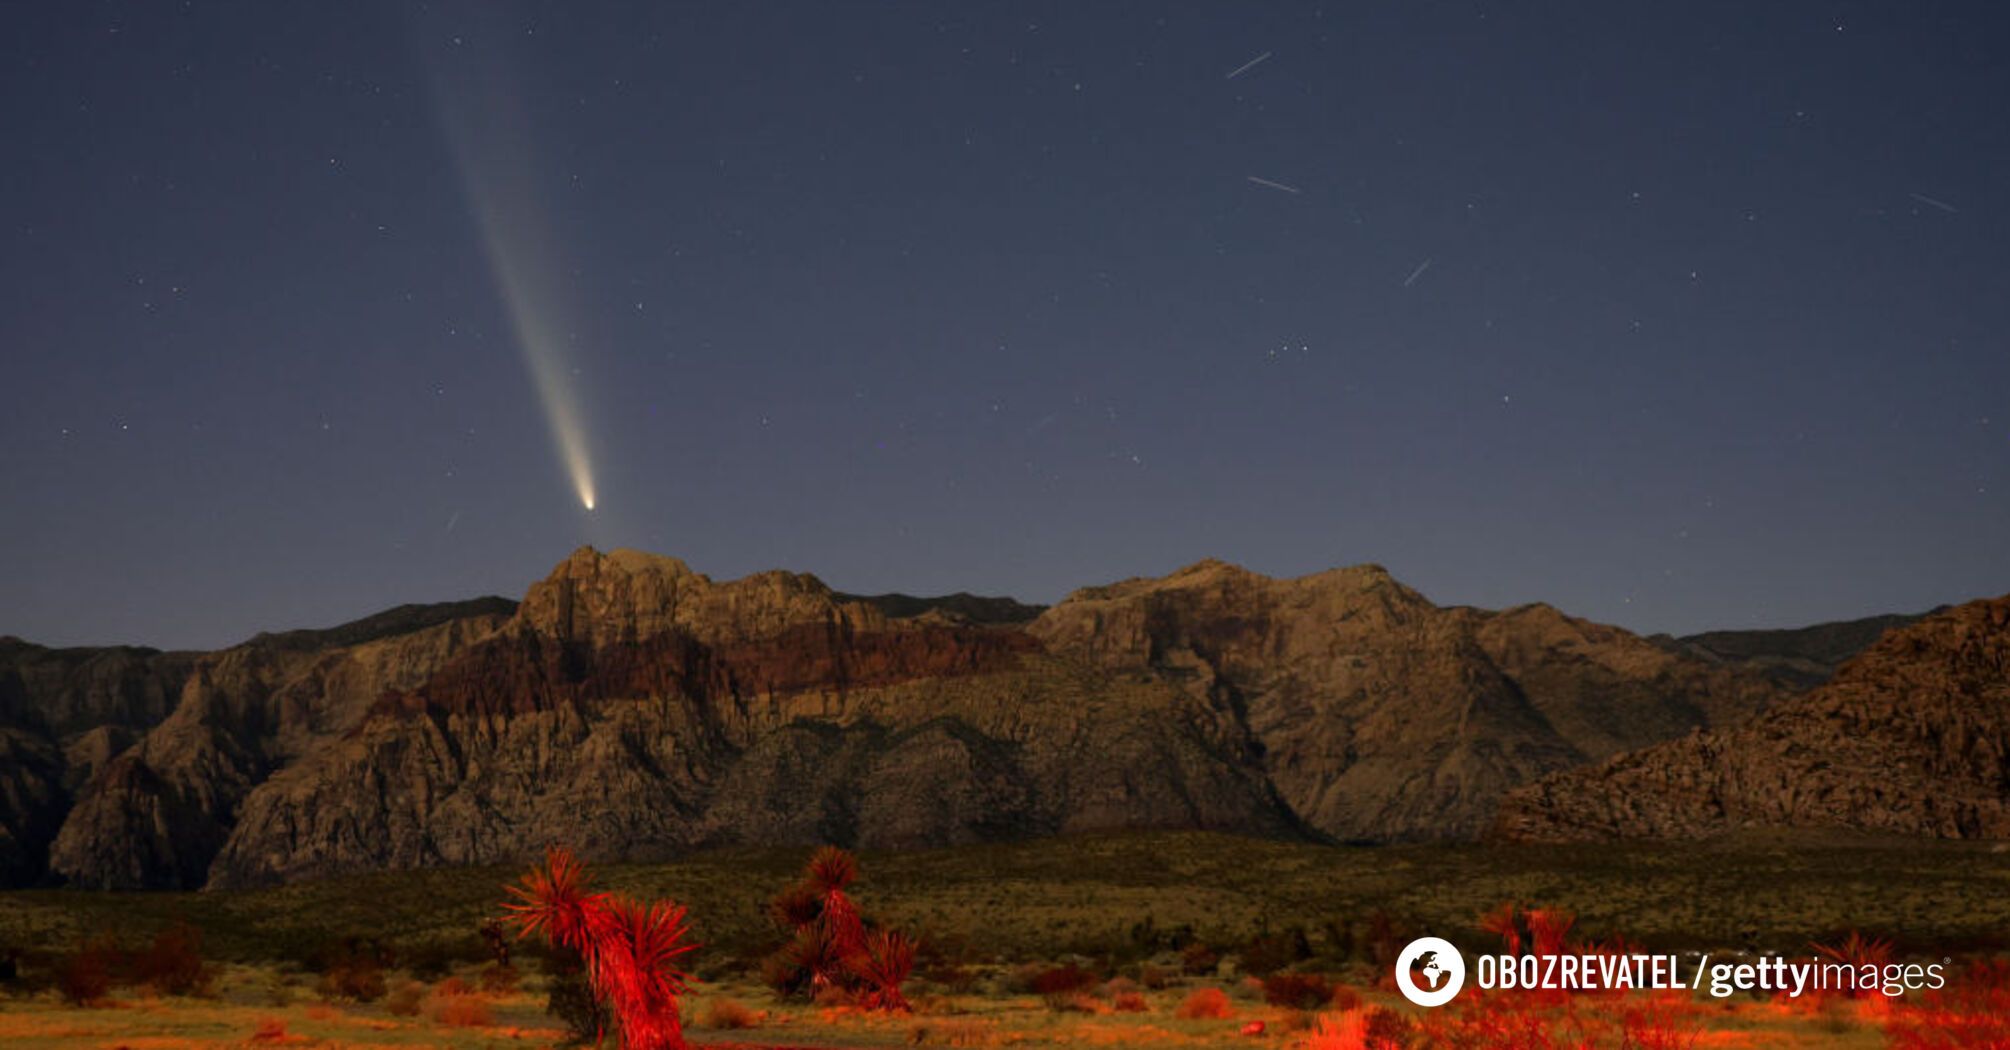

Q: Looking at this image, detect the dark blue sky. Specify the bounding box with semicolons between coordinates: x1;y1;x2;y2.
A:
4;2;2007;649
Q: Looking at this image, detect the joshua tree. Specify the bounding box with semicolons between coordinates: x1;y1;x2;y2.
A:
763;845;913;1011
505;846;696;1050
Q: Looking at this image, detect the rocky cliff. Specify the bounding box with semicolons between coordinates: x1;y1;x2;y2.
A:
0;639;199;882
36;601;514;889
1494;596;2010;842
9;548;1806;889
206;549;1292;887
1026;560;1781;842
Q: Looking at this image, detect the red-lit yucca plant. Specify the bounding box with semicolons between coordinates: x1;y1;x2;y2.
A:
763;846;913;1011
850;929;916;1012
1807;930;1895;1005
505;846;696;1050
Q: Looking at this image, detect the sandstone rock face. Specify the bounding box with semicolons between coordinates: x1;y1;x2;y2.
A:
1027;561;1782;841
44;604;513;889
7;548;1803;889
1494;596;2010;842
0;638;195;740
0;639;198;882
208;550;1292;887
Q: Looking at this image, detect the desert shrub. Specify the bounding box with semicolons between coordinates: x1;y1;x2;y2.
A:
386;980;426;1016
56;937;117;1006
1100;975;1140;999
137;922;212;997
313;938;389;1003
1136;962;1170;989
1242;928;1312;976
1811;931;1895;1001
854;928;917;1012
315;950;387;1002
478;961;520;992
1112;991;1149;1012
1027;962;1098;996
762;846;916;1013
432;993;493;1028
1362;911;1409;970
401;940;458;981
1180;942;1220;975
702;997;761;1029
1175;986;1233;1019
544;945;612;1046
1263;971;1334;1010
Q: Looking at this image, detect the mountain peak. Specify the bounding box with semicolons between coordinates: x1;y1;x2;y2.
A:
516;547;858;646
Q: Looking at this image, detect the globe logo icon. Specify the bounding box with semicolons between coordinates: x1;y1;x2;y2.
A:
1394;936;1466;1007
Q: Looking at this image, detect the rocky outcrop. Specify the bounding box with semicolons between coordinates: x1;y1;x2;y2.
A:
8;547;1817;889
0;638;195;740
1494;596;2010;842
44;602;513;889
1027;560;1782;841
208;551;1291;887
0;639;199;882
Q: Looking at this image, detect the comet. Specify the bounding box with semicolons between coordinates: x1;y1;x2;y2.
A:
425;19;599;512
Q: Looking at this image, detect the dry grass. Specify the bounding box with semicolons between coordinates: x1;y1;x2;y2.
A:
0;972;1929;1049
701;995;762;1029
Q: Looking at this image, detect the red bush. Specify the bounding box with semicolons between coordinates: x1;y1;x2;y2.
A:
1174;987;1233;1019
138;922;211;996
1262;971;1334;1009
1029;963;1099;996
56;938;116;1006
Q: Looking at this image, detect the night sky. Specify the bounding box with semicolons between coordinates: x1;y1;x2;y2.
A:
4;2;2007;650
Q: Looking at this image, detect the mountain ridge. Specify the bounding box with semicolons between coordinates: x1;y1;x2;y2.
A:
0;546;1968;891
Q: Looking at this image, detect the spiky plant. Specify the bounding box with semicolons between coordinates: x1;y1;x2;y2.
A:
1478;902;1523;956
761;846;911;1011
1525;908;1576;957
768;882;823;931
848;929;916;1013
805;845;857;893
504;847;696;1050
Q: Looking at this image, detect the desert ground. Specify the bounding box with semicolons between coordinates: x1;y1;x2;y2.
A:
2;831;2005;1049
